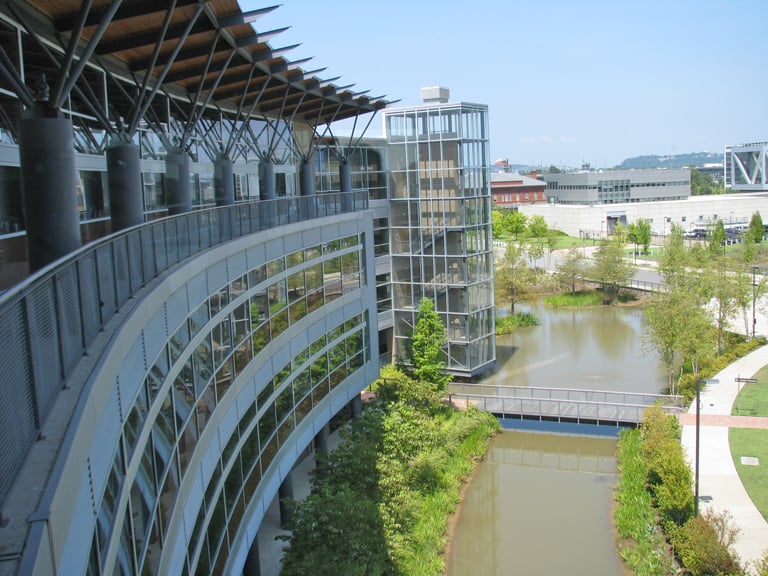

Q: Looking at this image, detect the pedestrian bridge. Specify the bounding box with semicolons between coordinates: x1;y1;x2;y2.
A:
447;383;685;427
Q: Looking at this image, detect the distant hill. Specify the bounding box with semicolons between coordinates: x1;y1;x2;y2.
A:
617;152;722;170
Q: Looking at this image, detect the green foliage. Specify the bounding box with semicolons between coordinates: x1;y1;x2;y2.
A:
527;214;549;239
614;406;743;575
709;220;727;255
754;550;768;576
666;512;742;576
589;239;636;296
628;219;652;255
690;168;725;196
495;312;539;334
543;291;602;308
639;406;693;527
280;372;499;576
495;241;532;314
491;209;528;239
614;429;673;575
280;484;391;576
554;246;586;294
409;298;451;392
748;211;765;244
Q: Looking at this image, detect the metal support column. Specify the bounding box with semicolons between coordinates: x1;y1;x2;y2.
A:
299;157;315;218
214;154;235;206
107;140;143;231
351;394;363;420
278;471;294;528
314;423;330;478
19;103;80;272
243;535;261;576
339;157;353;211
260;158;276;226
260;158;275;200
165;149;191;215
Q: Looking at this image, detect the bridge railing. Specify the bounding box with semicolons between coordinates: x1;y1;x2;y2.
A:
446;384;685;425
447;392;684;425
448;383;685;410
0;191;368;508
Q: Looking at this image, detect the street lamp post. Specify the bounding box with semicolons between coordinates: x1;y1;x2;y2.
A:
695;378;719;517
754;266;758;340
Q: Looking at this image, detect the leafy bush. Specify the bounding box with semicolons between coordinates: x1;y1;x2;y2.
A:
639;406;693;526
280;371;499;576
614;429;674;575
495;312;539;334
667;512;742;576
753;550;768;576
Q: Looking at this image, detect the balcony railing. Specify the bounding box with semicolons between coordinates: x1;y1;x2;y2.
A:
0;191;367;508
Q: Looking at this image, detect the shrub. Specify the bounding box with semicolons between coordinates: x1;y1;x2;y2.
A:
668;513;742;576
753;549;768;576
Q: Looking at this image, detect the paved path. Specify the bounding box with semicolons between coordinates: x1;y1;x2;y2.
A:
679;344;768;569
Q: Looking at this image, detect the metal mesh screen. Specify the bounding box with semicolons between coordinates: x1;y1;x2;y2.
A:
164;220;179;267
27;280;63;421
0;302;36;504
96;244;116;320
153;222;168;272
176;218;190;261
141;227;156;281
55;266;84;379
77;253;102;342
209;211;221;246
127;232;144;291
113;236;131;308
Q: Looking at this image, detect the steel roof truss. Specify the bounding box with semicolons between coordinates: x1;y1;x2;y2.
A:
128;1;206;135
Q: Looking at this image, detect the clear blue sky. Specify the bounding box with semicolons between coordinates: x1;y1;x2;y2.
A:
244;0;767;169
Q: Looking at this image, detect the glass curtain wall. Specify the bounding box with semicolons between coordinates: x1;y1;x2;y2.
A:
385;103;495;376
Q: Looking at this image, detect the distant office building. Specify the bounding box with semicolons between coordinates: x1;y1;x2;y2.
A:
382;87;496;376
542;168;691;205
491;171;547;206
725;142;768;191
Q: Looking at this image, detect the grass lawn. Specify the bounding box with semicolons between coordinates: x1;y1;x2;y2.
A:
731;365;768;417
730;428;768;523
730;364;768;523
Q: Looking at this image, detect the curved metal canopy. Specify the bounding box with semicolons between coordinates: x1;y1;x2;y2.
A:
0;0;390;134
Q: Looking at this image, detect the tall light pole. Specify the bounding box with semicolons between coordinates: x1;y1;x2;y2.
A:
753;266;758;339
695;378;719;517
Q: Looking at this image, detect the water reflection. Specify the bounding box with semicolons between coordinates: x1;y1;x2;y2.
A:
488;303;665;393
447;431;625;576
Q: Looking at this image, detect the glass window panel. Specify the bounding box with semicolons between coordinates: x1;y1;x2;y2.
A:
189;301;209;337
266;258;285;278
209;285;229;317
193;336;214;397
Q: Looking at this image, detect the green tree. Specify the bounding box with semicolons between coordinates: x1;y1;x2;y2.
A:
503;210;528;239
631;219;652;254
555;247;586;294
491;210;504;239
409;298;450;391
659;224;690;287
690;169;725;196
527;214;548;239
704;256;741;355
496;241;530;313
612;221;628;244
708;220;726;256
589;240;636;297
748;211;764;244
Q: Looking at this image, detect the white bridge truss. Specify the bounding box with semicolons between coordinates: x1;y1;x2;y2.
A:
725;142;768;191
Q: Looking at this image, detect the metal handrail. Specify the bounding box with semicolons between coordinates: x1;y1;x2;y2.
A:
448;382;685;408
0;191;368;507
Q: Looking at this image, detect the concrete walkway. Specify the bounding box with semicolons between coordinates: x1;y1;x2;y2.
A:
679;344;768;569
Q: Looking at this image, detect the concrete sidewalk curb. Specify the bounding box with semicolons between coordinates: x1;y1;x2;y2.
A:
679;344;768;569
